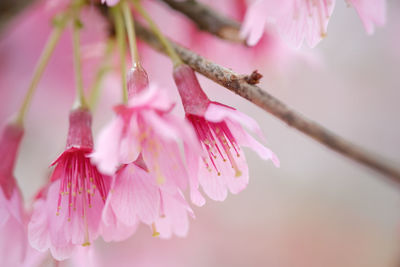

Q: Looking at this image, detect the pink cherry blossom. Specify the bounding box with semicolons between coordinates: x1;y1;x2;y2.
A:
28;108;109;260
241;0;385;48
346;0;386;34
173;65;279;206
0;123;26;267
91;66;197;193
102;156;194;240
241;0;336;48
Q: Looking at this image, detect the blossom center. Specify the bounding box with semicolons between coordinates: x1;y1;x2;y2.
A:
55;151;107;222
188;115;242;177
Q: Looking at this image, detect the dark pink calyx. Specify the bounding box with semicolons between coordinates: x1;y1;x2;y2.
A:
173;64;210;116
187;114;242;177
127;63;149;97
0;123;24;198
134;153;148;172
66;108;93;150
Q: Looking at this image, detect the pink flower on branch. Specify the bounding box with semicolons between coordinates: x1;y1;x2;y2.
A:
102;158;194;240
91;66;197;192
173;65;279;206
0;123;26;267
28;108;109;260
92;65;196;239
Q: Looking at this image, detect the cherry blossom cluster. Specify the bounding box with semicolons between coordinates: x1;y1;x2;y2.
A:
0;0;385;265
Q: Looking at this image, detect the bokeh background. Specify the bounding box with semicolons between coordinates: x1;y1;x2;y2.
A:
1;0;400;266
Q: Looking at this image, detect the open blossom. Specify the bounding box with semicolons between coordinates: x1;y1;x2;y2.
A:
102;156;194;240
0;123;26;267
91;66;197;192
92;65;196;239
241;0;385;48
28;108;109;260
173;65;280;206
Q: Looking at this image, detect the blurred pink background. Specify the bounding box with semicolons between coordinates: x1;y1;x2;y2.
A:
1;0;400;266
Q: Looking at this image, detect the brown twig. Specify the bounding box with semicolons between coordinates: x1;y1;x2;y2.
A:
135;22;400;184
158;0;243;43
0;0;33;34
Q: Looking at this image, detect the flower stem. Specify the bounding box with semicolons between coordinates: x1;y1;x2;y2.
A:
72;12;88;109
88;39;114;110
112;6;128;104
122;1;140;65
132;0;183;67
15;13;70;126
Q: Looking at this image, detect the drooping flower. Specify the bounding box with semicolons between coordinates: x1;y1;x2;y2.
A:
92;65;196;239
91;65;197;193
173;64;279;206
240;0;385;48
28;108;109;260
0;123;27;267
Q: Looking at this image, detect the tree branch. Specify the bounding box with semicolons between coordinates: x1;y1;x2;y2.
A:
135;22;400;184
0;0;33;34
158;0;243;43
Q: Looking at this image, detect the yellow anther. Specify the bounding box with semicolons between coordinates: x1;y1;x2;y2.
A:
235;169;242;177
151;223;160;237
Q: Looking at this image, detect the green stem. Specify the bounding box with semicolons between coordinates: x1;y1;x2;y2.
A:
88;39;114;110
72;13;88;109
15;13;70;126
122;1;140;65
132;0;183;67
113;7;128;104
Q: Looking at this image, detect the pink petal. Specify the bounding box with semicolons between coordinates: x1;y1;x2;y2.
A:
142;139;188;192
184;144;205;207
28;199;50;252
110;164;160;226
155;190;194;238
49;244;75;261
0;190;10;226
226;119;280;167
240;0;270;46
0;205;26;266
198;160;228;202
347;0;386;34
141;110;182;142
119;114;141;165
91;116;124;175
205;102;266;142
127;83;174;112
